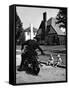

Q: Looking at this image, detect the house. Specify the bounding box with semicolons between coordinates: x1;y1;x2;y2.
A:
24;24;37;40
37;12;66;45
45;18;66;45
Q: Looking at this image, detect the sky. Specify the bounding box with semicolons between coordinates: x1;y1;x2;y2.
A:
16;6;59;29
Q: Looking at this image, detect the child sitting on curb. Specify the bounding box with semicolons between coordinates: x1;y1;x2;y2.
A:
47;54;54;66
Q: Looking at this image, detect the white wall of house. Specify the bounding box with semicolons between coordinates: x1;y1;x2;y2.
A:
25;32;30;40
25;24;37;41
25;31;37;41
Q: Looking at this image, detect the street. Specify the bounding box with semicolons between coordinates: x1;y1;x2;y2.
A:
16;45;66;84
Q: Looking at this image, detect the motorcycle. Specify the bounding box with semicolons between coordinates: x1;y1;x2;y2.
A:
21;48;40;75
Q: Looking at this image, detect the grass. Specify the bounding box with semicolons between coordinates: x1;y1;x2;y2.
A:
16;45;66;65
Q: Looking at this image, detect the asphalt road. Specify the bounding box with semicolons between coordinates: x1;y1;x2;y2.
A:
16;65;66;84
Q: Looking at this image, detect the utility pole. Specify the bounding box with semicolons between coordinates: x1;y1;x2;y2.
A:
30;24;33;40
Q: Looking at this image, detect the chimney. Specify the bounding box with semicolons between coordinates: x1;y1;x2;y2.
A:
43;12;47;32
43;12;47;22
43;12;47;41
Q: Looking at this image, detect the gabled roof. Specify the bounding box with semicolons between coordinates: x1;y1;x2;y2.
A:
24;27;37;32
47;18;66;35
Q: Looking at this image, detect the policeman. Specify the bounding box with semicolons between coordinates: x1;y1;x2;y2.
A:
18;37;45;71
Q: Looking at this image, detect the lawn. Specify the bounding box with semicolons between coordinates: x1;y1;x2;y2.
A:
16;45;66;65
39;45;66;65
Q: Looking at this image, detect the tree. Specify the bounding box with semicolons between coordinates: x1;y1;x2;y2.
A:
56;8;67;29
16;12;25;45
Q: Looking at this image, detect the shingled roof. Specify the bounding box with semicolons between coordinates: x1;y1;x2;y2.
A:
47;18;66;35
